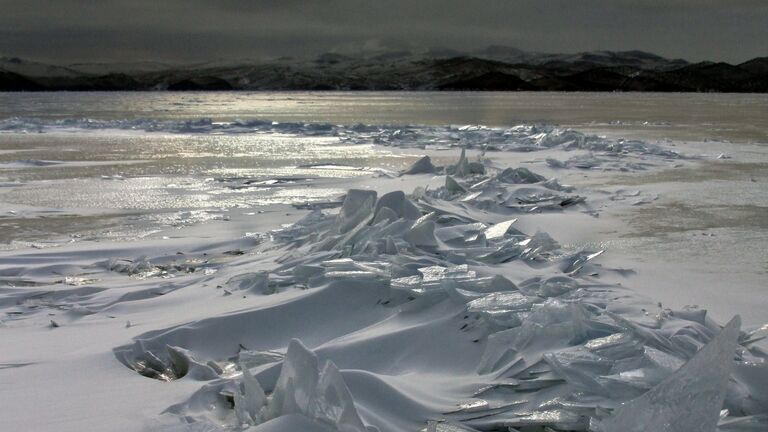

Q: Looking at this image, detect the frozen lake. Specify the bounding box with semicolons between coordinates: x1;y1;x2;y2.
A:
1;91;767;142
0;91;767;431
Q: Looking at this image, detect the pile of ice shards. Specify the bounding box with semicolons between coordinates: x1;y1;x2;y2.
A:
152;340;374;431
247;158;765;430
361;123;685;169
119;152;765;432
231;339;370;432
0;117;687;171
398;150;587;214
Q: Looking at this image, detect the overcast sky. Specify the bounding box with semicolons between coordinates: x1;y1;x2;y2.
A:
0;0;766;64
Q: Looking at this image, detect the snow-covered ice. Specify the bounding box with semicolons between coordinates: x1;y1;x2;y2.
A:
0;115;766;432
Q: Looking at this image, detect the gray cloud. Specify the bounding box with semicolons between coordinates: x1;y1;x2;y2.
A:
0;0;765;64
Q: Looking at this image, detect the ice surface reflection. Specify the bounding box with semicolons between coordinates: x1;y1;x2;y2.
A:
0;128;413;245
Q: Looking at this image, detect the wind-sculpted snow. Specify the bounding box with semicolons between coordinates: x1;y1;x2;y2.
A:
108;152;767;432
0;117;688;171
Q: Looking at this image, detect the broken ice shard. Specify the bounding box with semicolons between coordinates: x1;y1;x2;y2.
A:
226;271;273;295
445;175;467;194
407;219;438;248
453;148;470;177
234;361;267;425
267;339;320;419
595;316;741;432
483;219;518;241
375;190;422;220
467;292;535;314
308;361;368;432
373;206;398;225
497;167;546;184
338;189;377;234
402;155;436;174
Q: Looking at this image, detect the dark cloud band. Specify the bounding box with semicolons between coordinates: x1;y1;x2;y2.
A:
0;0;765;63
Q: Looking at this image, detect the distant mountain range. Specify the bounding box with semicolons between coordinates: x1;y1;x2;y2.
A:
1;47;766;92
